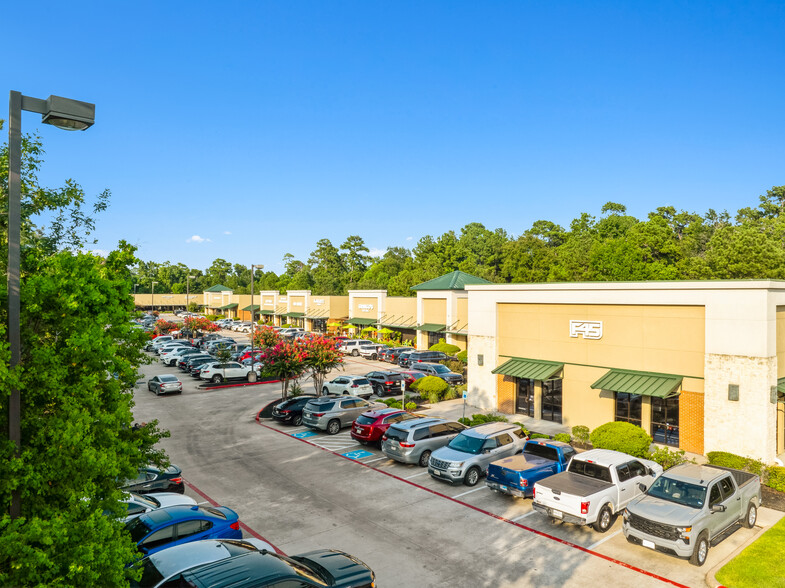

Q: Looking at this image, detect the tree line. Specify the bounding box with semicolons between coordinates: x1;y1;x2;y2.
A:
135;186;785;296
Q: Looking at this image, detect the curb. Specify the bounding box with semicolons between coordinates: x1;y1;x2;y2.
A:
704;524;763;588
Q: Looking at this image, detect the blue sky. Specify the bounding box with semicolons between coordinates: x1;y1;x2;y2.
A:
6;1;785;274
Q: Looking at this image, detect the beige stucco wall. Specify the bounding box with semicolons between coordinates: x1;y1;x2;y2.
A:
456;297;468;325
327;296;349;319
385;296;416;321
423;298;447;324
352;296;379;318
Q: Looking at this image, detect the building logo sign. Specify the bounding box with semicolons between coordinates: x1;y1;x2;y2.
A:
280;296;288;302
358;304;374;312
264;299;273;305
292;301;303;307
313;298;324;305
569;320;603;340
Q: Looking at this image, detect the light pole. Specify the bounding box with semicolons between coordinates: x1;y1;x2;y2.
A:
7;91;95;519
151;281;158;313
186;275;195;312
250;264;264;348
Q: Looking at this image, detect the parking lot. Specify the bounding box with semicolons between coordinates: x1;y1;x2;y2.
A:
132;330;780;587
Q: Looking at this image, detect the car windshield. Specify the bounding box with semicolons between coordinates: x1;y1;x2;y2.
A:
130;494;159;509
125;516;152;543
355;415;376;425
385;427;409;442
128;558;165;588
159;375;178;382
447;433;485;455
646;476;706;509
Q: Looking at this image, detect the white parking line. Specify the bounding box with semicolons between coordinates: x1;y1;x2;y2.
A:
452;487;487;499
510;511;537;522
588;530;621;551
196;500;210;505
405;471;429;479
362;456;387;464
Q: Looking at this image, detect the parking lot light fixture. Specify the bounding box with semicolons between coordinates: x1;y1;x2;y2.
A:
151;281;158;312
7;90;95;519
186;275;196;311
250;265;264;346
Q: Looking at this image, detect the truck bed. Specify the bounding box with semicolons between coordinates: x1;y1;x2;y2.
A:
704;465;758;489
493;453;553;473
537;471;612;497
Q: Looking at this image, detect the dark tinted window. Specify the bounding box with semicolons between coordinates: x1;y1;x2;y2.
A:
413;427;431;441
177;519;210;538
355;379;370;386
497;434;513;447
562;447;577;462
307;401;334;411
523;443;560;461
709;483;722;506
356;415;376;425
616;464;631;482
140;525;174;549
126;503;147;515
383;414;404;424
568;460;612;483
447;422;466;433
430;423;452;437
719;476;735;499
628;461;647;477
341;399;359;409
386;427;409;442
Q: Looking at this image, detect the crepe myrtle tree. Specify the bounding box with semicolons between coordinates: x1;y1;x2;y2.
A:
183;315;219;335
301;336;344;395
260;339;306;400
252;325;279;348
154;318;179;335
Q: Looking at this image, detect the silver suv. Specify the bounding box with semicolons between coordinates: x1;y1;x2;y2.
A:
302;396;385;435
382;418;467;467
428;422;529;486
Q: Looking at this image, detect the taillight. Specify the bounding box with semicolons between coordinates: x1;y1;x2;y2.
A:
400;442;415;448
313;412;325;417
382;435;388;441
532;487;536;498
281;410;290;414
351;383;358;388
384;381;393;385
171;477;183;484
521;478;528;487
230;521;240;530
581;501;590;515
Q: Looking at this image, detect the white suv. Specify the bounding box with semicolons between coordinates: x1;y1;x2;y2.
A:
199;362;256;384
339;339;374;356
321;375;374;399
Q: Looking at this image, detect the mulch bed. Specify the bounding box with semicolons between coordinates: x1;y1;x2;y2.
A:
762;485;785;512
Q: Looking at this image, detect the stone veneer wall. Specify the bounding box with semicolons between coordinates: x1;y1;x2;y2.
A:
497;375;515;413
704;354;777;462
679;391;704;455
467;335;497;411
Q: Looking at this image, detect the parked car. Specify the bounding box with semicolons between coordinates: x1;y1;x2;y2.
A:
122;492;197;523
270;395;319;426
147;375;183;396
146;335;174;351
350;408;421;445
396;351;415;368
170;549;375;588
406;350;451;367
622;463;761;566
486;439;576;498
533;449;663;533
121;465;185;495
160;347;201;366
358;344;386;360
199;362;256;384
397;370;427;388
428;422;529;486
127;538;274;588
414;362;464;384
207;341;240;356
382;418;467;467
339;339;374;356
125;504;242;557
321;375;374;399
302;396;385;435
154;342;191;356
382;346;414;363
364;370;406;396
196;333;223;349
178;353;212;371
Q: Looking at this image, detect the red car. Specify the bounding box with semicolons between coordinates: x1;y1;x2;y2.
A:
350;408;421;445
398;370;427;388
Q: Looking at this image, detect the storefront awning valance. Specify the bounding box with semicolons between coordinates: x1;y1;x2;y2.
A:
379;314;416;328
416;323;445;333
241;304;260;311
284;312;305;318
492;358;563;380
591;369;682;399
218;303;238;310
260;310;275;315
776;378;785;401
305;309;329;319
348;317;377;325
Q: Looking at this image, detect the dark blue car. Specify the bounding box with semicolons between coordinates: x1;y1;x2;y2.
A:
125;504;242;557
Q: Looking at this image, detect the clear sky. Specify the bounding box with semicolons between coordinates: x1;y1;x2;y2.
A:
6;1;784;274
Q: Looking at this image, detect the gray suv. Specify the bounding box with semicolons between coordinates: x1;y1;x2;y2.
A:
302;396;385;435
382;418;467;467
428;422;529;486
415;363;464;385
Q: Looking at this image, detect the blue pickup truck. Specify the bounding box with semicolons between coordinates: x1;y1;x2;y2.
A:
486;439;576;498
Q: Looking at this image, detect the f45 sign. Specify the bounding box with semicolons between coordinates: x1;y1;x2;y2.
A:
569;320;603;340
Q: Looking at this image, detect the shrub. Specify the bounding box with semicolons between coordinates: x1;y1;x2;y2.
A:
387;400;403;409
530;433;551;440
456;350;468;363
442;386;458;401
571;425;590;445
442;359;465;374
425;390;441;404
408;378;422;391
405;402;417;411
458;417;471;426
706;451;765;476
648;446;688;470
554;433;571;443
469;413;508;425
768;466;785;493
416;376;449;399
589;422;652;458
289;382;304;397
429;342;461;355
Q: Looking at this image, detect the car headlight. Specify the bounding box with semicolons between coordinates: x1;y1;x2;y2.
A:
622;509;629;522
675;526;692;538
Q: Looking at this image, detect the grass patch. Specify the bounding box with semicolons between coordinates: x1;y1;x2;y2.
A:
715;515;785;588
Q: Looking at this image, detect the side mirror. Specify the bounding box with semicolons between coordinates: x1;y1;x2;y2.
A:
711;504;726;513
647;468;655;476
638;483;648;493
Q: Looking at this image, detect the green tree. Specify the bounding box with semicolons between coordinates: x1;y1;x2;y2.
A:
301;336;344;395
340;235;370;288
309;238;345;294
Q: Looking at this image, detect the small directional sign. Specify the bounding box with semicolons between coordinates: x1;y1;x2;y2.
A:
341;449;374;460
291;431;317;439
463;391;467;399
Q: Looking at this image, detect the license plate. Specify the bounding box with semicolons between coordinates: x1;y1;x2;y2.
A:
499;485;507;492
433;470;441;476
551;509;563;519
642;539;655;550
355;428;361;433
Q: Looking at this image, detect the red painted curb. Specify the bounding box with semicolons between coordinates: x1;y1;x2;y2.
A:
198;379;282;391
258;422;691;588
182;476;286;555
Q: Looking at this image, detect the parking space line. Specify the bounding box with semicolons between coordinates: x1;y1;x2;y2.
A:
361;456;387;464
511;511;536;522
405;471;429;479
257;421;690;588
453;487;487;499
588;530;622;551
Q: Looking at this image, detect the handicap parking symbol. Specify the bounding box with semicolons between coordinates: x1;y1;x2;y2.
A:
341;449;374;460
292;431;317;439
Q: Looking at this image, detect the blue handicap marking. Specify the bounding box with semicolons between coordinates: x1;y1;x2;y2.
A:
292;431;317;439
462;391;467;399
341;449;374;460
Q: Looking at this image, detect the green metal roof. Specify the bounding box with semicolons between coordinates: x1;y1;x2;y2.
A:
284;312;305;318
348;317;377;325
218;303;239;310
260;310;275;315
492;358;563;380
204;284;232;292
241;304;260;311
777;378;785;401
411;271;493;291
591;369;682;398
416;323;446;333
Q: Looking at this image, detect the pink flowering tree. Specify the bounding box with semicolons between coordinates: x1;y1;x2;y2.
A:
301;336;344;395
260;339;307;399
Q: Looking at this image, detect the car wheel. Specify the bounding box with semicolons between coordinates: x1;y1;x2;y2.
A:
247;371;257;383
322;387;329;396
593;504;615;533
690;531;709;566
211;374;223;383
292;415;303;426
418;450;431;468
743;503;757;528
327;419;341;435
155;387;161;396
374;385;383;397
464;467;481;487
352;349;359;356
371;353;377;360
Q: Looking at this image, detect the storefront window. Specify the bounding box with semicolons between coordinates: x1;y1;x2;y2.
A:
651;396;680;447
427;331;441;347
615;393;642;427
542;379;563;423
516;378;535;417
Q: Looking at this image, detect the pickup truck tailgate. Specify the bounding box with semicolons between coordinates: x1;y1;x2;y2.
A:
535;472;612;515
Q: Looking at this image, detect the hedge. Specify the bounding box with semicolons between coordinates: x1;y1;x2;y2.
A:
429;342;461;355
769;466;785;493
553;433;571;443
589;421;652;458
456;350;468;363
458;413;509;427
415;376;449;397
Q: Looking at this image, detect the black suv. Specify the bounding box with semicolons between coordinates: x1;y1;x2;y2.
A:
364;370;405;396
403;350;449;368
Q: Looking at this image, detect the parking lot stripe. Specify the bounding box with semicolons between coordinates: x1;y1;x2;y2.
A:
452;487;487;499
361;456;387;464
182;476;286;555
405;471;429;479
588;530;622;551
510;511;537;522
258;421;690;588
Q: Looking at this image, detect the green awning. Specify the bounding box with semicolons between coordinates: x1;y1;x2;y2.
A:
260;310;275;315
777;378;785;401
241;304;260;311
305;309;328;319
284;312;305;318
416;323;445;333
348;317;377;325
218;303;238;310
591;369;682;399
492;358;563;380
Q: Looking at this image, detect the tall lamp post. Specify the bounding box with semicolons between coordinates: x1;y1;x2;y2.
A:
250;264;264;348
7;91;95;519
186;275;195;312
151;281;158;313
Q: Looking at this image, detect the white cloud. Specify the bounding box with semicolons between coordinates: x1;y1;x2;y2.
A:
89;249;110;257
186;235;211;243
223;231;232;235
368;248;385;258
406;236;413;241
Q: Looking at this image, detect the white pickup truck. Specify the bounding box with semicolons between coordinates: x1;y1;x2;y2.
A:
532;449;663;532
